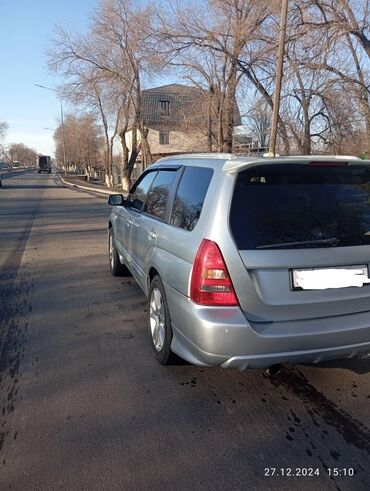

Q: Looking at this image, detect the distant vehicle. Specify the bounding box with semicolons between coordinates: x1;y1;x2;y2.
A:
108;153;370;370
0;162;8;187
37;155;52;174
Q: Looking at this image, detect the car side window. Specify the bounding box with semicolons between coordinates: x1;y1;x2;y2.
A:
145;170;177;220
128;171;157;211
170;166;213;231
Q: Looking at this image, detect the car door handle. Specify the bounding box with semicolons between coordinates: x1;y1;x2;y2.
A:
147;230;157;240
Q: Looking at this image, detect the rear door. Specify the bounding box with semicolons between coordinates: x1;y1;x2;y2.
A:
228;162;370;322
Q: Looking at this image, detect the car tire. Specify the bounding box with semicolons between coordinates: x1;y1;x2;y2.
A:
108;228;128;276
148;275;176;365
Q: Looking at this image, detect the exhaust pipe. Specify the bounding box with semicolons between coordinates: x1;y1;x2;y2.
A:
266;364;282;377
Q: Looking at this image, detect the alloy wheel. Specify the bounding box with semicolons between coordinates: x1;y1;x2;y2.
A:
149;287;165;352
109;233;114;268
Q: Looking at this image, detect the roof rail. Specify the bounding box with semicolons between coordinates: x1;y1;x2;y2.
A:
262;155;361;160
158;153;235;162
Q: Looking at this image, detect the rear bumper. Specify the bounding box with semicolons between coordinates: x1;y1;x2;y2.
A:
165;283;370;369
221;342;370;369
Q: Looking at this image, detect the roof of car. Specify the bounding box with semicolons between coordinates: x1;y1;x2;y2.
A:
154;153;366;173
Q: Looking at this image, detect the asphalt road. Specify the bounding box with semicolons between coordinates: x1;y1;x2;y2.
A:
0;170;369;490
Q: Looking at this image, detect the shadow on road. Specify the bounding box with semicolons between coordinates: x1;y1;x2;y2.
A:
307;357;370;374
3;184;58;190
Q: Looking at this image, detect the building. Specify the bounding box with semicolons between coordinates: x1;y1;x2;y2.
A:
126;83;241;168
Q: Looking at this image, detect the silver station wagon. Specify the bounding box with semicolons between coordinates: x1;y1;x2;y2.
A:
108;154;370;370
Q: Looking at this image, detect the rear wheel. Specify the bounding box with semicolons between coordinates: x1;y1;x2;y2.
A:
108;229;127;276
148;275;175;365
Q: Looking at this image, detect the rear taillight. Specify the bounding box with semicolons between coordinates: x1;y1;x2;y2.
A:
190;239;238;306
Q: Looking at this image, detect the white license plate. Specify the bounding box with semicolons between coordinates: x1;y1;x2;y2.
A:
292;265;370;290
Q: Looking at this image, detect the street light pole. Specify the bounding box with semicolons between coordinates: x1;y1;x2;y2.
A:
268;0;289;157
35;84;67;176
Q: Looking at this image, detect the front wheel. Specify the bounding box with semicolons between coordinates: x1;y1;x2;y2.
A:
108;229;127;276
148;275;176;365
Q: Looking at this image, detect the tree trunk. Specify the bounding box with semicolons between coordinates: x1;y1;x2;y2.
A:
119;124;140;192
122;150;138;191
119;130;131;191
138;122;152;169
216;96;224;152
360;101;370;156
346;33;370;156
207;93;213;151
223;58;238;153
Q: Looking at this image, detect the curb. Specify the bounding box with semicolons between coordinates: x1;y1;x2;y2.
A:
57;174;116;196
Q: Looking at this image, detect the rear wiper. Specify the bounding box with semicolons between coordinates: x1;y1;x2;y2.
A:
256;237;340;249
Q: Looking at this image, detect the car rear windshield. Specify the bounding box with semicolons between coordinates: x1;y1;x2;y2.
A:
230;163;370;250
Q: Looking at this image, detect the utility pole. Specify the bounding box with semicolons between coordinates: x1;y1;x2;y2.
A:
268;0;289;157
35;84;67;176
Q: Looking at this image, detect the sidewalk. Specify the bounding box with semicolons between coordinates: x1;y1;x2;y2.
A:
57;173;127;197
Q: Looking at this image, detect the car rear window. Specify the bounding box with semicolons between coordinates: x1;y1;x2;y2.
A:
170;166;213;231
230;164;370;249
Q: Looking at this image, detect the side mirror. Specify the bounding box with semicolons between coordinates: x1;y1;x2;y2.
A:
131;198;145;211
108;194;125;206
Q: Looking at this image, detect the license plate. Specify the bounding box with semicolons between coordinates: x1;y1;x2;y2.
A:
292;265;370;290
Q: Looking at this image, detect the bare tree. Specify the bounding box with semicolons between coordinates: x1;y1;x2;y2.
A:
294;0;370;154
54;114;103;179
0;121;8;161
8;143;37;166
163;51;234;151
295;0;370;58
48;0;370;165
242;96;271;148
61;67;129;186
0;121;8;141
49;0;161;190
156;0;275;152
